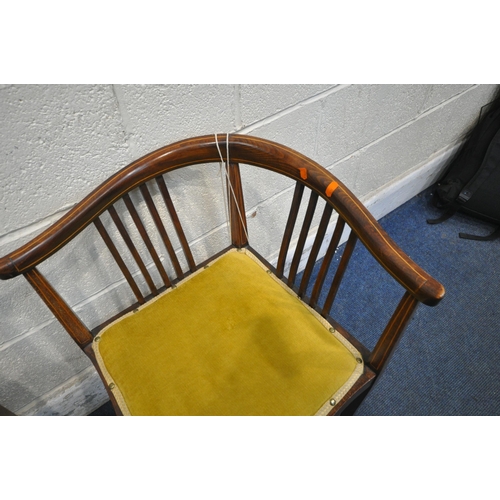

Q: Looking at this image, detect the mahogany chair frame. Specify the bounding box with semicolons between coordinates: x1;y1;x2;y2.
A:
0;134;445;415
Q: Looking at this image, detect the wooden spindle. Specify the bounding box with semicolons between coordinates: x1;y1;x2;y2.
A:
225;162;248;248
309;216;346;309
287;191;319;287
122;193;172;288
155;176;197;270
108;205;158;295
94;217;145;304
321;230;358;316
139;184;184;280
298;203;333;298
276;182;305;278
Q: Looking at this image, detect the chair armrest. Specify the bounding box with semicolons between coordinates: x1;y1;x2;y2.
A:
329;182;445;306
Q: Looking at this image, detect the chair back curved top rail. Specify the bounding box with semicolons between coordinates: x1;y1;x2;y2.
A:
0;134;444;306
0;134;445;415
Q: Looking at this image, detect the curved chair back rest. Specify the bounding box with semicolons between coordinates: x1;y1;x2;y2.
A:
0;135;444;380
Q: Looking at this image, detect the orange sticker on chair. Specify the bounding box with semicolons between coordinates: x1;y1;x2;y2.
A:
326;181;339;197
299;168;308;180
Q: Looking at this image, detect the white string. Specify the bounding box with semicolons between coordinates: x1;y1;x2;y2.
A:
225;133;232;239
214;133;250;244
215;134;231;243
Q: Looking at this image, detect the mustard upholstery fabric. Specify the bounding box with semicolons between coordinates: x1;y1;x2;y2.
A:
94;249;363;415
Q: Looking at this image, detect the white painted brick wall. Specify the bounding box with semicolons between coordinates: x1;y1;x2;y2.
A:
239;84;335;127
0;84;497;415
0;85;131;235
113;84;237;158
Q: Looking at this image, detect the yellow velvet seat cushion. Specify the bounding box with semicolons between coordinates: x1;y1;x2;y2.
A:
94;249;363;416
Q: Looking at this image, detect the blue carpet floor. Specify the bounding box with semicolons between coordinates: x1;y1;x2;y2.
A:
304;188;500;416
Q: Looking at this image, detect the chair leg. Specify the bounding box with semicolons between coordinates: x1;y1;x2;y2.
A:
338;388;371;416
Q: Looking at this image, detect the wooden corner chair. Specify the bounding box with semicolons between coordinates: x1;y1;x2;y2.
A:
0;135;445;416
